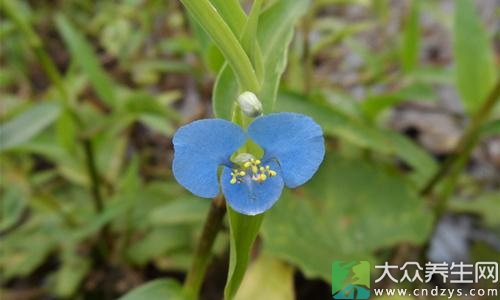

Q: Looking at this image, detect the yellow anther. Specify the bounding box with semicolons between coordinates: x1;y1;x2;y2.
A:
231;158;277;184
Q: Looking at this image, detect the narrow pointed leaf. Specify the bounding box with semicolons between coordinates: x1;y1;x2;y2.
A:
55;15;117;107
453;0;497;114
224;207;264;299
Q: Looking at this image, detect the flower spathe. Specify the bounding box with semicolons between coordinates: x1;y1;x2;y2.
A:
172;112;325;215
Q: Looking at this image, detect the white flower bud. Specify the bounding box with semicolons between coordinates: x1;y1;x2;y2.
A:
237;91;263;118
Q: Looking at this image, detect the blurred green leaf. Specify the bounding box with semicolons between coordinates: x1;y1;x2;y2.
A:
150;197;210;226
383;131;438;188
0;101;61;152
56;15;117;107
72;195;135;241
15;132;88;186
400;0;420;72
126;228;191;266
224;208;264;299
138;114;175;136
449;193;500;227
53;249;91;298
234;255;294;300
481;119;500;136
262;154;433;281
186;12;225;73
453;0;497;114
119;279;184;300
56;109;78;153
361;82;436;118
1;224;58;281
0;186;26;233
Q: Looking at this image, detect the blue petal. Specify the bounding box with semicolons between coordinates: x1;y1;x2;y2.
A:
173;119;245;198
221;161;284;215
247;113;325;188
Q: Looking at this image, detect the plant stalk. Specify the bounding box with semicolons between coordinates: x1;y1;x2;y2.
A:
183;196;227;299
82;139;104;213
419;79;500;199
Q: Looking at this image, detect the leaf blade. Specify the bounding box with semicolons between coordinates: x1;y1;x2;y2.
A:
453;0;497;114
0;101;61;151
55;15;117;107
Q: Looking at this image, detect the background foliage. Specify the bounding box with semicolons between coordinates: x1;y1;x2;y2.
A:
1;0;499;299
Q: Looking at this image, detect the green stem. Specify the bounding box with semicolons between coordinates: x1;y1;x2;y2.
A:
419;79;500;199
2;0;69;103
180;0;260;92
82;139;104;213
183;196;227;299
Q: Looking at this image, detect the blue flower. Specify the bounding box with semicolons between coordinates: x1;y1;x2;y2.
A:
172;112;325;215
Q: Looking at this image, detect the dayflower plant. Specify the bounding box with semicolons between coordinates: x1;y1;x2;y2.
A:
172;112;325;215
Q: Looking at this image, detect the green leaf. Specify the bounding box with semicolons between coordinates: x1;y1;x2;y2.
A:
383;131;438;188
149;197;210;226
449;193;500;227
257;0;310;113
119;279;184;300
0;226;58;281
481;119;500;137
0;186;26;232
453;0;497;114
56;15;117;107
234;255;294;300
53;250;91;298
224;207;264;299
261;154;433;281
180;0;259;92
72;195;135;241
209;0;247;37
213;65;239;119
400;0;420;72
240;0;264;82
126;228;191;266
0;101;61;151
361;82;436;118
186;12;225;73
213;0;310;119
56;108;78;153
